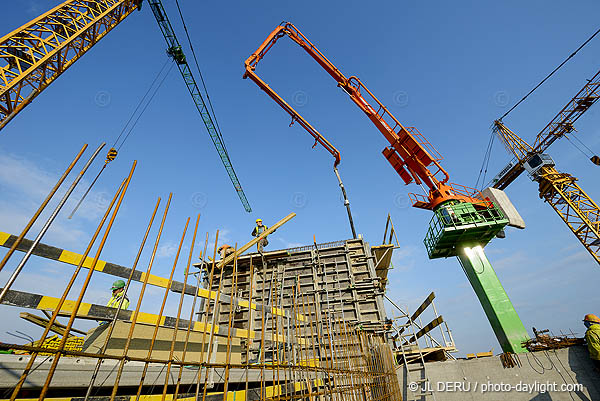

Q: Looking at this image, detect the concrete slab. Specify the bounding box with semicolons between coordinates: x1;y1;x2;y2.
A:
397;346;600;400
482;187;526;229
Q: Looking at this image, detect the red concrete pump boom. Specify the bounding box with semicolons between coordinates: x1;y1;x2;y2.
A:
244;22;484;211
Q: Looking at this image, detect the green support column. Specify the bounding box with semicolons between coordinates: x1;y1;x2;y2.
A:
457;245;529;353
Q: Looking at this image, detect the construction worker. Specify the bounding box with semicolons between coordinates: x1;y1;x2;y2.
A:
107;280;130;310
252;218;271;252
217;244;235;260
584;314;600;371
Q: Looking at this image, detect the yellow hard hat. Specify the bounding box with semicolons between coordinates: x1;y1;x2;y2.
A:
584;314;600;323
256;218;262;223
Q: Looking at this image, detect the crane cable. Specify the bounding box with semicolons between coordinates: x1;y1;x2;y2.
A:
172;0;228;156
564;133;600;165
478;27;600;188
67;59;175;219
499;27;600;121
475;127;495;190
112;57;172;150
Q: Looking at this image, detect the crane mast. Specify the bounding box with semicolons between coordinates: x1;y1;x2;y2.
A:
245;22;530;353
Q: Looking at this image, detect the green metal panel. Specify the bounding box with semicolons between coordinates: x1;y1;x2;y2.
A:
425;201;508;259
457;245;529;353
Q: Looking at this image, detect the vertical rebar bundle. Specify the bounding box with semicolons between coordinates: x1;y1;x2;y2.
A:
0;155;399;400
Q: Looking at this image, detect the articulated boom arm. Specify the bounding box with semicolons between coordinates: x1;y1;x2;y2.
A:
245;22;482;210
244;24;342;167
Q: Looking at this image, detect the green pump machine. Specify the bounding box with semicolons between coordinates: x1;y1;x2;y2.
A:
422;191;529;353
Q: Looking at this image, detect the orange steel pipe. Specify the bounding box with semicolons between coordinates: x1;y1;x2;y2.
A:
200;231;223;401
38;160;136;400
109;193;173;401
83;196;161;401
0;144;87;274
174;231;209;398
9;175;127;401
244;22;483;210
135;216;190;399
162;213;200;399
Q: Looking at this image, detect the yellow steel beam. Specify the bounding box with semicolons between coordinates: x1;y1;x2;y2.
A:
537;166;600;264
1;287;309;346
0;0;141;130
0;229;306;322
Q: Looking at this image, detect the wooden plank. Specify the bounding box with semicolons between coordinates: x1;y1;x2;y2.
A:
19;312;86;337
217;213;296;268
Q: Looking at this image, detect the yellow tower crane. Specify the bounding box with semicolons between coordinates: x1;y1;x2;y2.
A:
490;68;600;264
0;0;252;212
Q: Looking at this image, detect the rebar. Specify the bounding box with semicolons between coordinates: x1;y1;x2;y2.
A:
135;216;190;399
9;162;125;400
84;196;162;401
0;144;87;274
0;143;105;304
37;160;136;400
1;198;401;400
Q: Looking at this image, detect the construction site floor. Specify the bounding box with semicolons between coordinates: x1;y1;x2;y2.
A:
0;354;305;390
397;346;600;400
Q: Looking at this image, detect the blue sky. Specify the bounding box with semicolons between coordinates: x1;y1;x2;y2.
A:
1;0;599;356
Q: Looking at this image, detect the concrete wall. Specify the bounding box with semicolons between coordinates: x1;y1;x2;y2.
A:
398;346;600;401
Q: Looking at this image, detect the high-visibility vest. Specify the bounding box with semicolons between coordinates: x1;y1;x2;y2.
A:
107;292;130;310
586;324;600;360
254;225;268;236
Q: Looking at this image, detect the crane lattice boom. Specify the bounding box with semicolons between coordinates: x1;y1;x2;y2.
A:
492;68;600;190
492;119;600;264
0;0;141;130
0;0;251;212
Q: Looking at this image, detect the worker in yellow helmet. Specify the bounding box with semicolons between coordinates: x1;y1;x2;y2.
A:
252;218;272;252
584;314;600;371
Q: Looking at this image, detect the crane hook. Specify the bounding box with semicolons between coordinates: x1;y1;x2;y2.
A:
105;148;117;164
